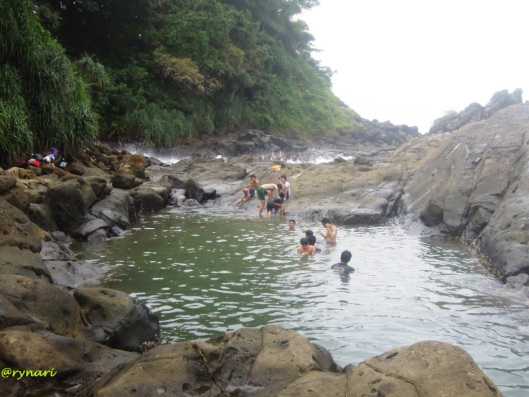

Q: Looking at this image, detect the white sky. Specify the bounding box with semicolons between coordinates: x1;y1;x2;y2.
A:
302;0;529;132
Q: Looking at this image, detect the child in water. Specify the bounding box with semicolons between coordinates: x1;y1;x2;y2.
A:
288;219;296;231
298;238;316;256
331;250;355;274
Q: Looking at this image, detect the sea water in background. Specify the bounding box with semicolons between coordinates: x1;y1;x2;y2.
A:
80;210;529;397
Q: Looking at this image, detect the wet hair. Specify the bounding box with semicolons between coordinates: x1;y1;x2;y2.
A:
250;174;256;179
321;218;331;226
341;250;352;264
305;230;316;246
305;230;314;236
289;219;296;224
300;238;309;246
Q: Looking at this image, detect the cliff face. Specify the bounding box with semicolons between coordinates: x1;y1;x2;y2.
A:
401;103;529;285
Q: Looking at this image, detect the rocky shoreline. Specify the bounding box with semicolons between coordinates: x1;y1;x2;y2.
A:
1;95;525;395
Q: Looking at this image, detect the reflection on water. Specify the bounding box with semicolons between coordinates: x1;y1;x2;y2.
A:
81;211;529;397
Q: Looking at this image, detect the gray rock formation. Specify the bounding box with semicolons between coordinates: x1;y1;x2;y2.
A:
403;103;529;285
430;89;523;134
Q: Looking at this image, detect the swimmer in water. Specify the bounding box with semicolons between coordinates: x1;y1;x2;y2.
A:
288;219;296;231
321;217;337;244
331;250;355;274
298;237;316;256
305;230;317;246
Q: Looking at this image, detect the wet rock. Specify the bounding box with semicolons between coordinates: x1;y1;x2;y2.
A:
327;208;386;226
0;175;16;194
506;273;529;288
91;189;136;229
28;202;57;231
185;179;218;204
159;174;186;189
75;218;110;239
48;178;97;233
0;275;82;336
0;200;46;252
0;246;51;281
0;330;138;396
354;156;373;166
111;173;143;190
74;288;159;352
420;201;444;227
182;198;201;207
87;228;109;244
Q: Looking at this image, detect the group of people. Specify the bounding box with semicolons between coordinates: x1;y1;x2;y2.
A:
27;147;68;169
236;173;353;275
236;174;291;218
293;218;354;274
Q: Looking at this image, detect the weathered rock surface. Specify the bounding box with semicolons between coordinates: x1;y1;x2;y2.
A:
0;175;16;193
0;246;51;281
111;173;143;190
90;188;136;228
89;327;501;397
402;103;529;283
74;288;160;352
0;275;82;337
0;330;138;397
0;200;46;252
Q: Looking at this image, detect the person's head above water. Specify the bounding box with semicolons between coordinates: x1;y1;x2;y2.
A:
305;230;314;236
289;219;296;225
340;250;352;264
321;218;331;227
300;237;309;246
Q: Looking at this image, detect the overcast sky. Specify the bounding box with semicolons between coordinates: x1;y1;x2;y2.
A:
302;0;529;132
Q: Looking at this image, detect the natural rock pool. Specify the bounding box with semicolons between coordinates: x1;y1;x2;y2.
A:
80;209;529;397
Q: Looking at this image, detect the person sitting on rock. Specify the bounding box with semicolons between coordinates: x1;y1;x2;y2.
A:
321;218;337;245
331;250;355;274
298;237;316;256
237;174;259;207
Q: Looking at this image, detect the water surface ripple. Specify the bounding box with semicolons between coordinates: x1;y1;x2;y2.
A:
81;210;529;396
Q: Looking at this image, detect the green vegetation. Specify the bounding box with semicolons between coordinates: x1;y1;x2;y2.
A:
0;0;97;164
1;0;361;160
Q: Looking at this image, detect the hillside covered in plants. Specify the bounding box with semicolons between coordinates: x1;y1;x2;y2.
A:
0;0;364;162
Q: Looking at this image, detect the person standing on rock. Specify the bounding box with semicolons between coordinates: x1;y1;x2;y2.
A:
321;218;337;245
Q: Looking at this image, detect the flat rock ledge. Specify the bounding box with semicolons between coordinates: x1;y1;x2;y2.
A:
81;325;501;397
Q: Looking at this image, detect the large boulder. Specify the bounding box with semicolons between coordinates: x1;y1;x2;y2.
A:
0;275;82;336
74;288;160;352
0;199;46;252
85;176;111;199
91;188;136;228
48;178;97;233
91;326;337;397
27;202;57;231
184;179;218;204
0;330;138;397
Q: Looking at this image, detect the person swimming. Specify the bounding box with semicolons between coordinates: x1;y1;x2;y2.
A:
297;237;316;256
321;217;337;244
288;219;296;231
305;230;317;246
331;250;354;274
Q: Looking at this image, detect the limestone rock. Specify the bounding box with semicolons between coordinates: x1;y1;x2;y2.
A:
131;188;166;213
85;176;111;199
27;202;57;231
0;275;82;336
74;288;160;352
74;218;110;239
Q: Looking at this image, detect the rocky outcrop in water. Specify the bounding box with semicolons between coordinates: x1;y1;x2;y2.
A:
429;89;523;134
